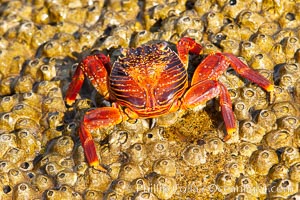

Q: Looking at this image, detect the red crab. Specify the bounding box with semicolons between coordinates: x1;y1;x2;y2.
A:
66;37;274;171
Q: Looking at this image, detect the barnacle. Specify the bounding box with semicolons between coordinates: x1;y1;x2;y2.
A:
204;137;224;155
238;142;257;157
215;172;235;195
289;162;300;182
267;179;298;198
127;143;147;163
153;158;176;177
239;121;265;143
110;179;132;196
182;144;206;166
86;168;111;192
118;163;142;182
131;178;150;193
33;174;54;191
152;175;177;200
56;169;78;187
134;191;158;200
13;183;39;200
263;129;292;149
248;149;279;176
280;147;300;167
268;164;289;181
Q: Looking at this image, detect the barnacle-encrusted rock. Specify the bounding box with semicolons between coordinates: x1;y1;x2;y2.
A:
215;172;235;195
131;178;150;193
45;162;66;177
86;168;111;192
204;137;224;155
225;192;257;200
103;190;123;200
250;53;274;71
248;149;279;175
33;174;54;192
110;179;133;196
256;109;277;133
51;136;74;156
3;147;26;165
289;162;300;182
127;143;147;163
84;190;103;200
263;129;292;149
182;144;206;166
272;86;293;103
268;164;289;181
238;10;266;32
134;191;159;200
269;44;287;64
56;169;78;187
220;39;240;55
152;175;177;200
118;162;142;182
153;158;176;177
267;179;298;198
16;129;40;159
240;41;260;62
147;141;170;161
224;162;244;178
13;183;39;200
45;185;81;200
238;142;257;157
235;175;260;197
239;121;265;143
8;169;28;186
14;75;34;93
252;34;274;53
234;101;251;121
0;94;19;113
271;101;299;119
280;147;300;167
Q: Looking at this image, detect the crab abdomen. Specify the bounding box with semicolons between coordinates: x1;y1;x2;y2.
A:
109;43;187;117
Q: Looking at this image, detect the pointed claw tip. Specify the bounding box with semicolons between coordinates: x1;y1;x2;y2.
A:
66;98;75;106
91;161;107;172
267;84;274;92
223;128;236;141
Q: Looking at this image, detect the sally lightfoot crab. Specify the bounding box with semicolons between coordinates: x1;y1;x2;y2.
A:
65;37;274;171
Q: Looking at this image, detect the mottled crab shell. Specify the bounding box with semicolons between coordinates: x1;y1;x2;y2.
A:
109;42;187;117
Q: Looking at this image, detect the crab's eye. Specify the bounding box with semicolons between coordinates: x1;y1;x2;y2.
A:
229;0;236;5
139;31;146;35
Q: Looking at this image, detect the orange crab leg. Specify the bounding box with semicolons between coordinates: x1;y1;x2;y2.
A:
79;107;123;171
181;80;236;141
66;65;85;105
177;37;203;67
65;54;111;105
223;53;274;93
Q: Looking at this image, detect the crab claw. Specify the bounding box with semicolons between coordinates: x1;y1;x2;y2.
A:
65;54;111;105
177;37;203;67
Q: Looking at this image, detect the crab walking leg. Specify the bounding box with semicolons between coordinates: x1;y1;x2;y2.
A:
223;53;274;93
219;82;236;141
65;54;111;105
79;107;123;171
181;80;236;140
176;37;203;67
